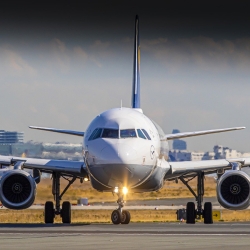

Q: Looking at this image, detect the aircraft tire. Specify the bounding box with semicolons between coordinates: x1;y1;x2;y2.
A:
203;202;213;224
121;210;131;224
44;201;54;224
111;210;122;224
186;202;196;224
61;201;71;223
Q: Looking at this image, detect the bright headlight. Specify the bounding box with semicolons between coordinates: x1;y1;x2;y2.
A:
114;187;119;193
122;187;128;195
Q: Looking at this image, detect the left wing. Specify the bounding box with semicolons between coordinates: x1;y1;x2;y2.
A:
164;126;245;140
166;158;250;180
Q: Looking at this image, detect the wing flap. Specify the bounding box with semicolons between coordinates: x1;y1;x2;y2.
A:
23;158;86;175
169;158;250;177
164;127;245;140
169;159;231;175
0;156;87;177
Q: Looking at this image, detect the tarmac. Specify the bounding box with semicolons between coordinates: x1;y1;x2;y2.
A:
1;197;250;249
1;222;250;249
12;197;248;210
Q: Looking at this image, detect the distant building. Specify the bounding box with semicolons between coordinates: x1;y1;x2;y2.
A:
0;130;24;144
213;145;244;159
172;129;187;150
169;150;208;161
202;151;215;160
169;144;250;162
11;141;82;160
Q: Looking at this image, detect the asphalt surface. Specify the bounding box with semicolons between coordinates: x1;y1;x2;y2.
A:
1;223;250;249
92;197;220;206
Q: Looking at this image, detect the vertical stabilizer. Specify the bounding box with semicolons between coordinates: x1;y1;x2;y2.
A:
131;15;140;109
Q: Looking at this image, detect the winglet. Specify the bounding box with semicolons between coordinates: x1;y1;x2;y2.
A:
131;15;140;109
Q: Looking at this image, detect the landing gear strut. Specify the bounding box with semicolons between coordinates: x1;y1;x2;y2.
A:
180;171;213;224
111;188;131;225
44;172;76;224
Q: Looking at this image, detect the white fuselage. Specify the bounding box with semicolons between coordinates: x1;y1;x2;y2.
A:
83;107;171;192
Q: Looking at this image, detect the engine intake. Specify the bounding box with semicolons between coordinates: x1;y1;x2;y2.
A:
217;170;250;210
0;170;36;209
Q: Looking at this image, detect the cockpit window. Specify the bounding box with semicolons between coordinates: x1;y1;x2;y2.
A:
137;129;146;139
120;129;137;138
102;129;119;138
88;128;103;141
142;129;151;140
88;128;150;140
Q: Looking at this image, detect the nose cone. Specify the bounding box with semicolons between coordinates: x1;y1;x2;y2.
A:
86;139;153;188
100;143;138;164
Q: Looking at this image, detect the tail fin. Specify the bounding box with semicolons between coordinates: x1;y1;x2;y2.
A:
131;15;140;109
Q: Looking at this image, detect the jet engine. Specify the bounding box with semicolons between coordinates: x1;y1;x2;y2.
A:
217;170;250;210
0;170;36;209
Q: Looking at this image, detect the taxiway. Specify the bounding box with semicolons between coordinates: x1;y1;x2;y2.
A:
1;222;250;249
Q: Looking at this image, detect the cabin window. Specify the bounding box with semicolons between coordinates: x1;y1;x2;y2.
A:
102;129;119;138
88;128;103;141
142;129;151;140
120;129;137;138
137;129;146;139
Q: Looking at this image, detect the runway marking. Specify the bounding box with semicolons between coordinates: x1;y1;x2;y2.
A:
0;233;250;236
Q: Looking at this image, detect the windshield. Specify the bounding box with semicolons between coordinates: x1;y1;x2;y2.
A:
137;129;146;139
142;129;151;140
102;129;119;138
88;128;103;141
120;129;137;138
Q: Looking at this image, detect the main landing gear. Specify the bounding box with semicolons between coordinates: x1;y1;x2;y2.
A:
111;187;131;225
44;172;76;224
180;171;213;224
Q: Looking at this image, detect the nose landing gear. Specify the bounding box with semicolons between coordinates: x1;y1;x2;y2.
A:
111;188;131;224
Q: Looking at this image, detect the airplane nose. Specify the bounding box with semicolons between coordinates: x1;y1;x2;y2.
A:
86;140;154;188
100;143;137;164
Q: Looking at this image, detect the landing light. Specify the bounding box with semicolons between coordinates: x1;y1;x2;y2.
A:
122;187;128;195
84;177;89;182
114;187;119;193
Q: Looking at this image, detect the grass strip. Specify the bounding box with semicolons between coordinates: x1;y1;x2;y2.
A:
1;209;250;223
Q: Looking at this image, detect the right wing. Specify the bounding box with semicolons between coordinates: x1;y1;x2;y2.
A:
0;155;87;177
29;126;84;137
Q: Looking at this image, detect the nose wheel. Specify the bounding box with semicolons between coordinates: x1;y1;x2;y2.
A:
121;210;131;224
111;209;131;224
111;189;131;224
111;210;122;224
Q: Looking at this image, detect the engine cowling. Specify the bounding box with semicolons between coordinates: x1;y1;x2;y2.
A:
0;170;36;209
217;170;250;210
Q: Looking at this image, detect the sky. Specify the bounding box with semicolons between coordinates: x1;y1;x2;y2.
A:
0;1;250;152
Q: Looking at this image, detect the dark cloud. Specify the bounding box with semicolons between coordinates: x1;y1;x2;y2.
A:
1;1;250;43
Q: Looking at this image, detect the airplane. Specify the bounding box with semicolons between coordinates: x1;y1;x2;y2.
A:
0;15;250;225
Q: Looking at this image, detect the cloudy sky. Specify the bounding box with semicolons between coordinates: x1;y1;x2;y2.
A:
1;1;250;152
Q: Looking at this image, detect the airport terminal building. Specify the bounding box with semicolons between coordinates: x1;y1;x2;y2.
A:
0;130;24;155
0;130;24;144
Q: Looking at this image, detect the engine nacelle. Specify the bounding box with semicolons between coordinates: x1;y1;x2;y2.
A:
0;170;36;209
217;170;250;210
